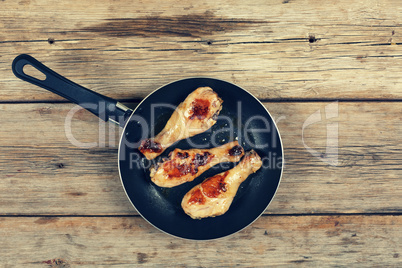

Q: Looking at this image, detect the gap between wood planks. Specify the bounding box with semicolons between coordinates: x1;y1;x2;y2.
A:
0;213;400;218
0;99;401;104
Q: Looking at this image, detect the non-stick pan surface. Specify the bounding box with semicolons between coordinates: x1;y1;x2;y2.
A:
12;55;283;240
119;78;283;240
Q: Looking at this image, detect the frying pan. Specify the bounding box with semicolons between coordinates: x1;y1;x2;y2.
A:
12;54;283;240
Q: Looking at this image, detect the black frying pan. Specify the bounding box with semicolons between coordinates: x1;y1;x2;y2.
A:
12;54;283;240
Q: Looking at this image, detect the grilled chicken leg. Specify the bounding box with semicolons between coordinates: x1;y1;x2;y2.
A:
150;141;244;188
181;150;262;219
139;87;223;160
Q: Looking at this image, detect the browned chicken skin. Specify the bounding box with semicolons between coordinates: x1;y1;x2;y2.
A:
139;87;223;160
181;150;262;219
150;141;244;188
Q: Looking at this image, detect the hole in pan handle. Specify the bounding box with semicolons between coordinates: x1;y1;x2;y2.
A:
11;54;133;126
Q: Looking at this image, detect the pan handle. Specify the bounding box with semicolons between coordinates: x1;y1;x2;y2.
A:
12;54;133;125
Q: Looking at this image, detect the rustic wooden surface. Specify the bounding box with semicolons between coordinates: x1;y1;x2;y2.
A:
0;216;400;267
1;0;401;267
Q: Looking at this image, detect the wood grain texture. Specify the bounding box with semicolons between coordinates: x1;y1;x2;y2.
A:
0;215;400;267
1;0;401;101
0;102;400;215
2;0;401;266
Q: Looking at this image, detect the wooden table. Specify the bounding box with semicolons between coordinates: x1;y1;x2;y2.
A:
1;0;401;266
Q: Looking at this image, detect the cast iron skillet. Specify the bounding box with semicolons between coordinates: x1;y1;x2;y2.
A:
12;54;283;240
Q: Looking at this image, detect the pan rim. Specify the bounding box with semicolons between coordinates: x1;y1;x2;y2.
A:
117;77;284;240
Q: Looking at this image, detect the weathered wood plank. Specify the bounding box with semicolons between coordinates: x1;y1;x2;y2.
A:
0;102;400;215
1;0;401;101
0;215;400;267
